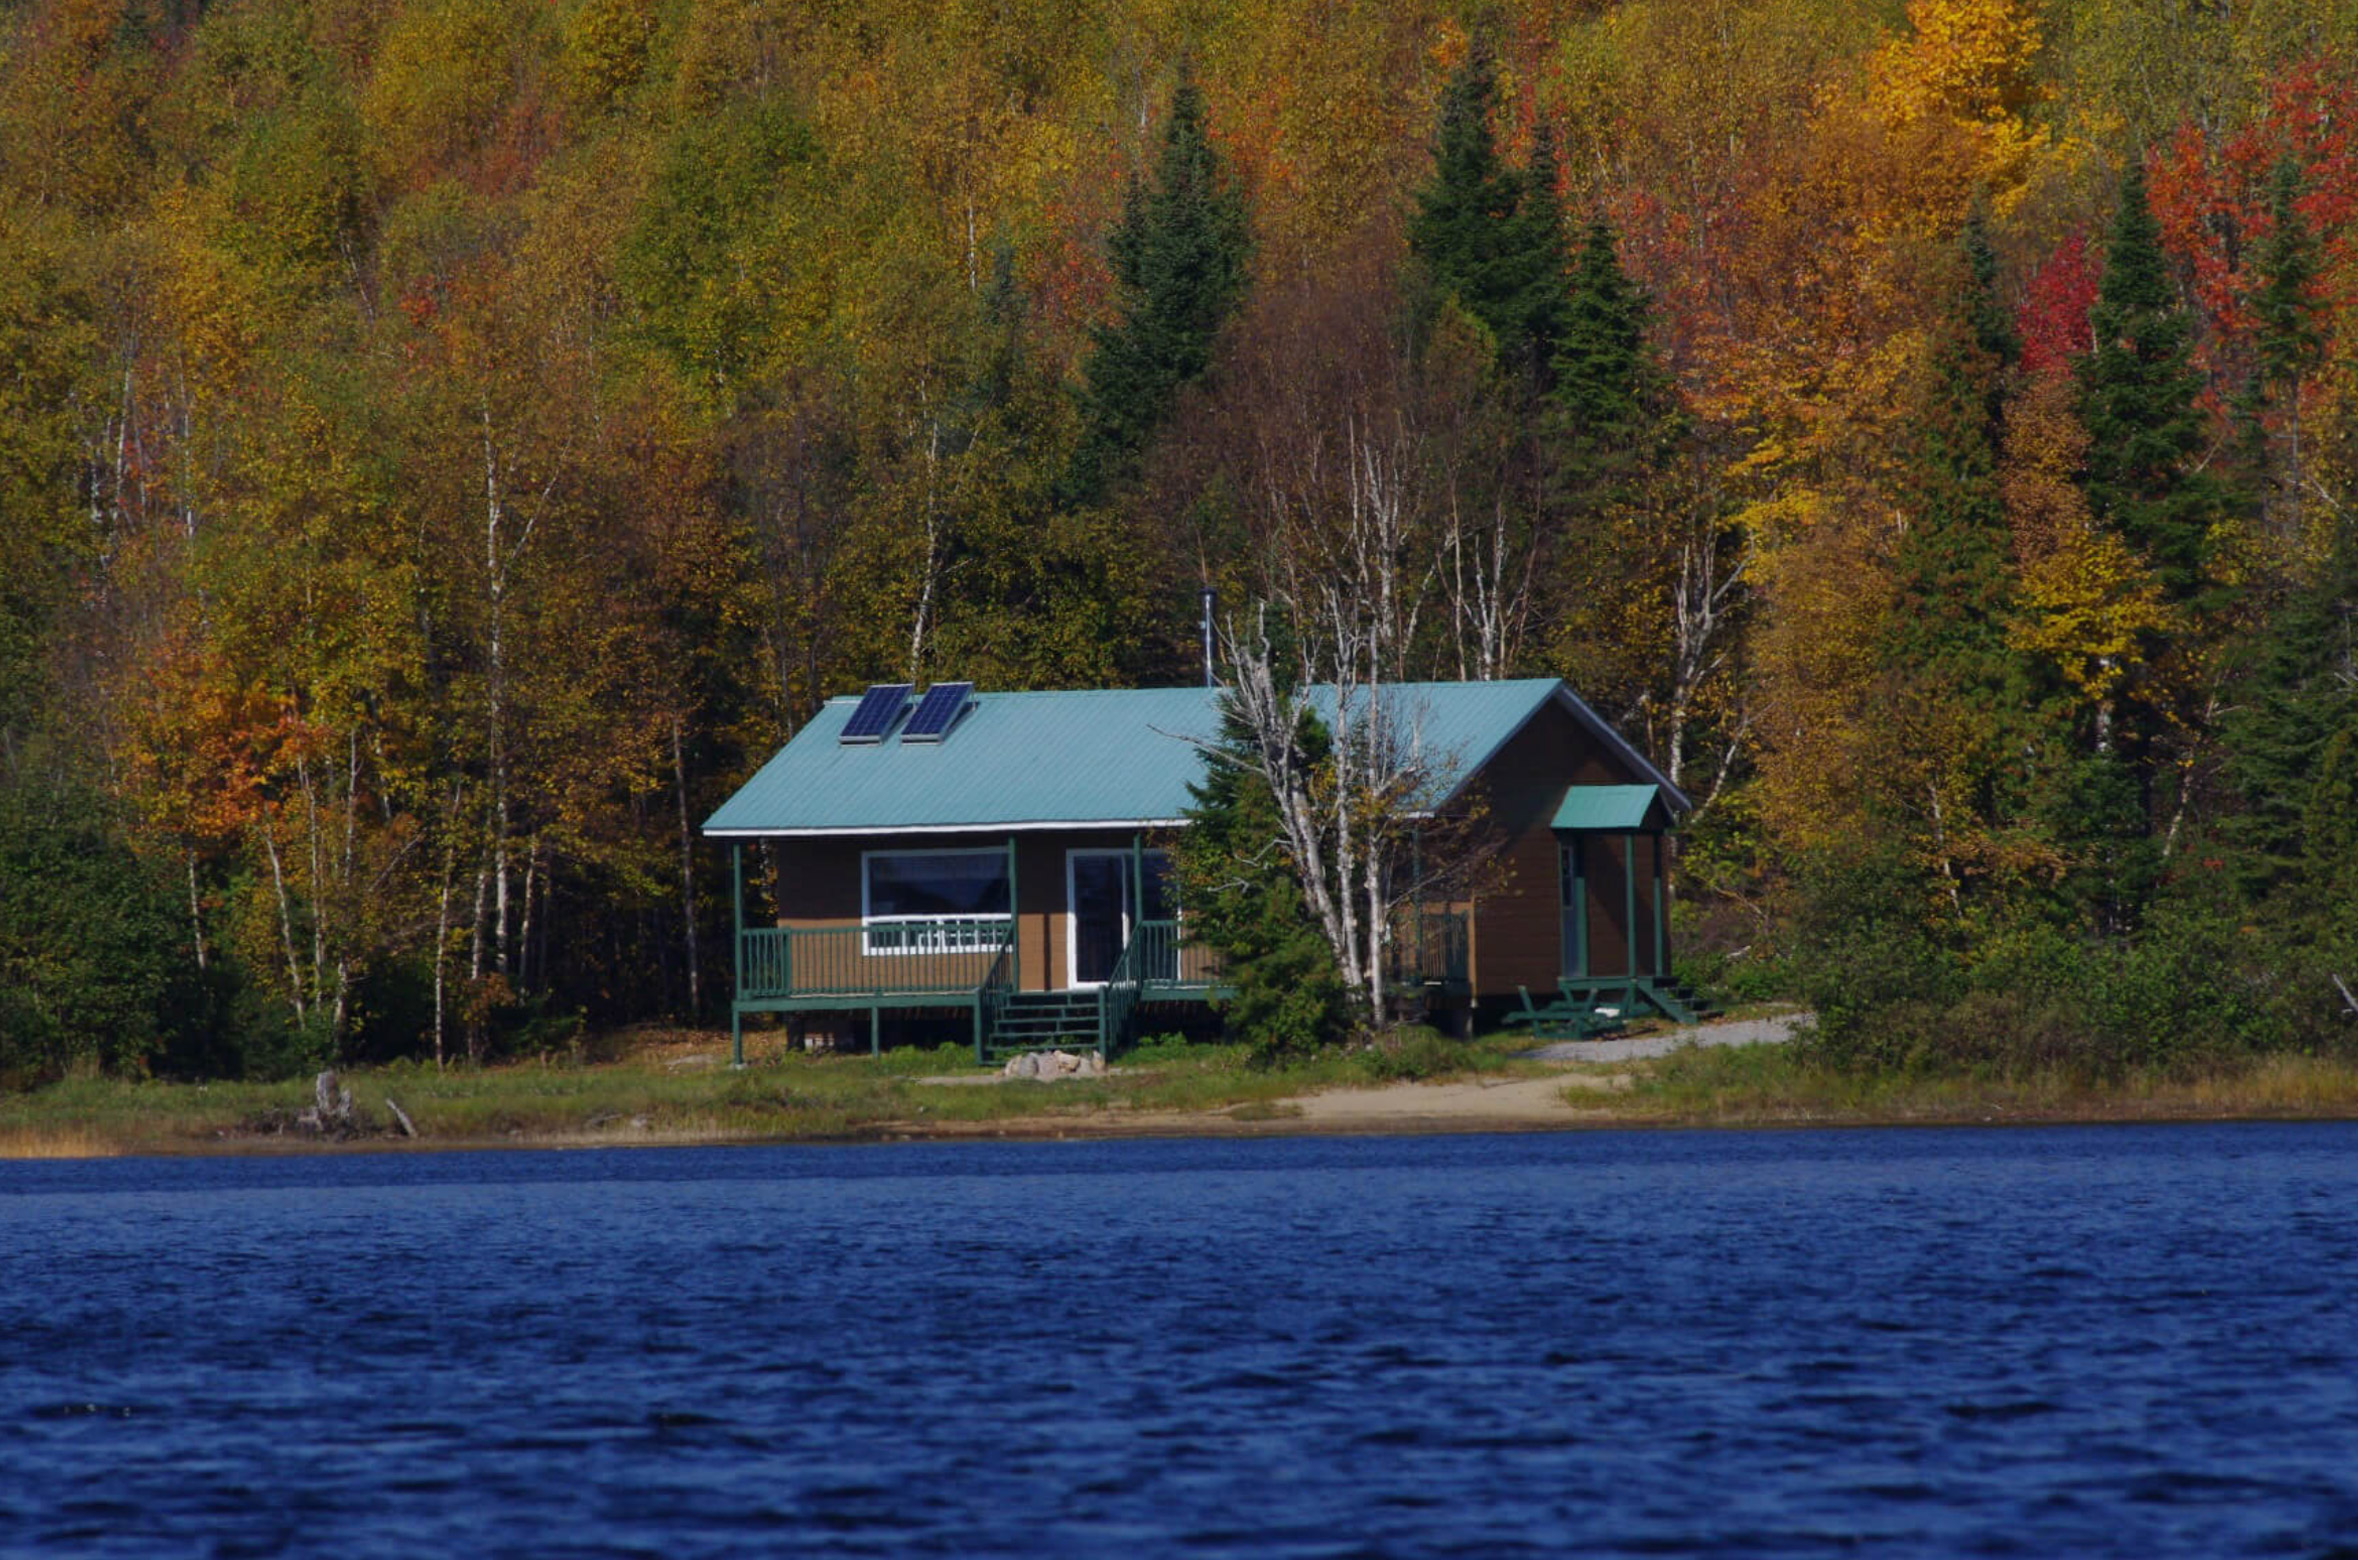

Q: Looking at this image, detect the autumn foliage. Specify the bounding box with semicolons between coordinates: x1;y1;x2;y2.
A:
3;0;2356;1079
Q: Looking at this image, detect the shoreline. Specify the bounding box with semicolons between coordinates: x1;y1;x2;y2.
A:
13;1073;2358;1160
12;1016;2358;1160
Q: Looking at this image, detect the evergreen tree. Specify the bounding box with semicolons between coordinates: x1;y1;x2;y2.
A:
2078;159;2221;605
2233;156;2330;535
1961;213;2019;410
1885;219;2017;680
0;761;198;1085
1408;44;1571;384
1498;123;1572;382
2219;511;2358;891
1546;212;1662;510
1172;698;1349;1058
2251;157;2327;395
1066;69;1251;503
1867;221;2043;926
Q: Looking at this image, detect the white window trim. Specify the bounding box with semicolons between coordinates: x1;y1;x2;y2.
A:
861;847;1012;957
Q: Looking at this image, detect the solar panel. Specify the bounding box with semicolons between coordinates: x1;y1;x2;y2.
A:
838;683;912;744
899;681;973;742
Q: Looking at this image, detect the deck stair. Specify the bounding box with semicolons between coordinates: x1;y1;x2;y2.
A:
1634;977;1719;1026
985;990;1105;1055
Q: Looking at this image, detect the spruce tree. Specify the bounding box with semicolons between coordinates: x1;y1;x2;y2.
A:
2251;157;2327;394
1547;212;1659;508
1872;221;2040;925
1066;69;1251;503
1172;699;1349;1058
2078;159;2220;605
1885;218;2017;680
1497;123;1571;384
2235;156;2329;535
2220;512;2358;891
1408;44;1571;383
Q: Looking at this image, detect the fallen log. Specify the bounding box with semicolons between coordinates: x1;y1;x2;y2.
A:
2334;974;2358;1021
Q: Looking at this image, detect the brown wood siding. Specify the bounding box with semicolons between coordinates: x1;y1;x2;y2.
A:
765;828;1160;993
1460;698;1667;996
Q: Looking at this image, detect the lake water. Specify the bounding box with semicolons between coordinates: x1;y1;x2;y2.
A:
3;1125;2356;1557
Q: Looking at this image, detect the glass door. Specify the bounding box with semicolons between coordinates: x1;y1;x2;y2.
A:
1066;850;1176;987
1069;853;1128;986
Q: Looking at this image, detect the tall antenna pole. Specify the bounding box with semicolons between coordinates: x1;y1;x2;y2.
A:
1200;587;1216;687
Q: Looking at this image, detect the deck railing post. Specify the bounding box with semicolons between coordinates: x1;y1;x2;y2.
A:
1623;832;1638;982
1573;840;1589;979
1652;832;1666;982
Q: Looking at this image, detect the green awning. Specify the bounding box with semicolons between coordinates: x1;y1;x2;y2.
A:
1552;784;1663;831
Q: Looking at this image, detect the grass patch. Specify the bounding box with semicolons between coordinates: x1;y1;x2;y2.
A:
1625;1042;2358;1125
13;1024;2358;1155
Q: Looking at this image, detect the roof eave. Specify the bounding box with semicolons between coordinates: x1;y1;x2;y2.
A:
703;817;1193;839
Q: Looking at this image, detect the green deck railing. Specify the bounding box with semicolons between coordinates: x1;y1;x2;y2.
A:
1386;908;1470;988
973;937;1017;1063
738;919;1015;1001
1131;919;1220;993
1098;935;1142;1055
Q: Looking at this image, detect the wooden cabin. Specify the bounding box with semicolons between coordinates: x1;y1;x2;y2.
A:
703;678;1697;1062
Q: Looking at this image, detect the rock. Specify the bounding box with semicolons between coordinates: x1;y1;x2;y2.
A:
1046;1050;1080;1077
1003;1052;1040;1079
1080;1051;1107;1077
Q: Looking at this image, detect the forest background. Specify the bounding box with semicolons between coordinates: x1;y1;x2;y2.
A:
3;0;2356;1085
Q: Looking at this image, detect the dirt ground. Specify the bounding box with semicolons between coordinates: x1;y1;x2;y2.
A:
910;1013;1804;1138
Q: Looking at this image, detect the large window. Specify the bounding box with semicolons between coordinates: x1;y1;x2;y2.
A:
863;850;1011;953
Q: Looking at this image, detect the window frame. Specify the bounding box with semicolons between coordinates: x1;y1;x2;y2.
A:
860;846;1013;956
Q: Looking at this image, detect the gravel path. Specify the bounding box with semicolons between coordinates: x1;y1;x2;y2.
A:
1521;1010;1810;1063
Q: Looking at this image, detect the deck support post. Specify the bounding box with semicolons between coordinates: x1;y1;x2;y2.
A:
731;844;745;1067
870;1006;880;1057
1007;835;1020;991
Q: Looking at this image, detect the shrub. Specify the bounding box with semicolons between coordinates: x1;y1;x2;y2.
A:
0;772;195;1086
1357;1027;1461;1083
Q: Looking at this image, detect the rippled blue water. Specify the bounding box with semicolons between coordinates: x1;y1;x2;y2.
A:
4;1125;2357;1557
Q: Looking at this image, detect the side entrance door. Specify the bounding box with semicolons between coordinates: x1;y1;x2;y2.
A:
1559;839;1587;979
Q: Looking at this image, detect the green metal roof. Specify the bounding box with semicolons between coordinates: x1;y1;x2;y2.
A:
704;677;1680;836
1552;784;1667;832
